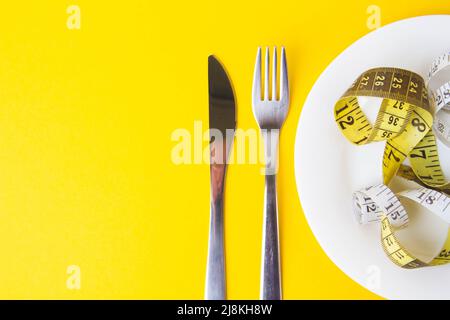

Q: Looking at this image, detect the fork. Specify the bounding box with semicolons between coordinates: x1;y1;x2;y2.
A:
252;47;289;300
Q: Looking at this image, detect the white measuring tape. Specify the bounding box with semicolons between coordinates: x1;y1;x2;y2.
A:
353;184;450;268
429;52;450;147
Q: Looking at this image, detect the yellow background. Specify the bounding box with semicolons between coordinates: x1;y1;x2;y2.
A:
0;0;448;299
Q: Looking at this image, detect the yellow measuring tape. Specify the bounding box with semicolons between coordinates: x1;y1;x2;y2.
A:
335;67;448;188
335;66;450;268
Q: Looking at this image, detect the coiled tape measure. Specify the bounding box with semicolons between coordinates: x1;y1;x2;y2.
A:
335;57;450;268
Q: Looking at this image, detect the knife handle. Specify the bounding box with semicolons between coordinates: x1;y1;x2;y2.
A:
205;196;226;300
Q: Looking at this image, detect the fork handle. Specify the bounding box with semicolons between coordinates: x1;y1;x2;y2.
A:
205;196;226;300
261;174;281;300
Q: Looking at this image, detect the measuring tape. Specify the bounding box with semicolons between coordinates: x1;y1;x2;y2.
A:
429;52;450;148
353;184;450;268
335;67;448;188
335;64;450;268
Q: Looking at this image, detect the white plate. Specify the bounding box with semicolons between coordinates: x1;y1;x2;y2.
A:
295;15;450;300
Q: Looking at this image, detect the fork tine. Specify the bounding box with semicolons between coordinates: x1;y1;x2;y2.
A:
280;47;289;102
264;47;269;101
272;47;277;101
252;47;262;102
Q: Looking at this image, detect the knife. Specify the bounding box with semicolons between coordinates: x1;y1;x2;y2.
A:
205;55;236;300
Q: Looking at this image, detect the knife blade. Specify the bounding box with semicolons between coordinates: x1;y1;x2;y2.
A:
205;55;236;300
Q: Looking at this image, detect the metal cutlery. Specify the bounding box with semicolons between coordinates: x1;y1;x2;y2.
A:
252;47;290;300
205;55;236;300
